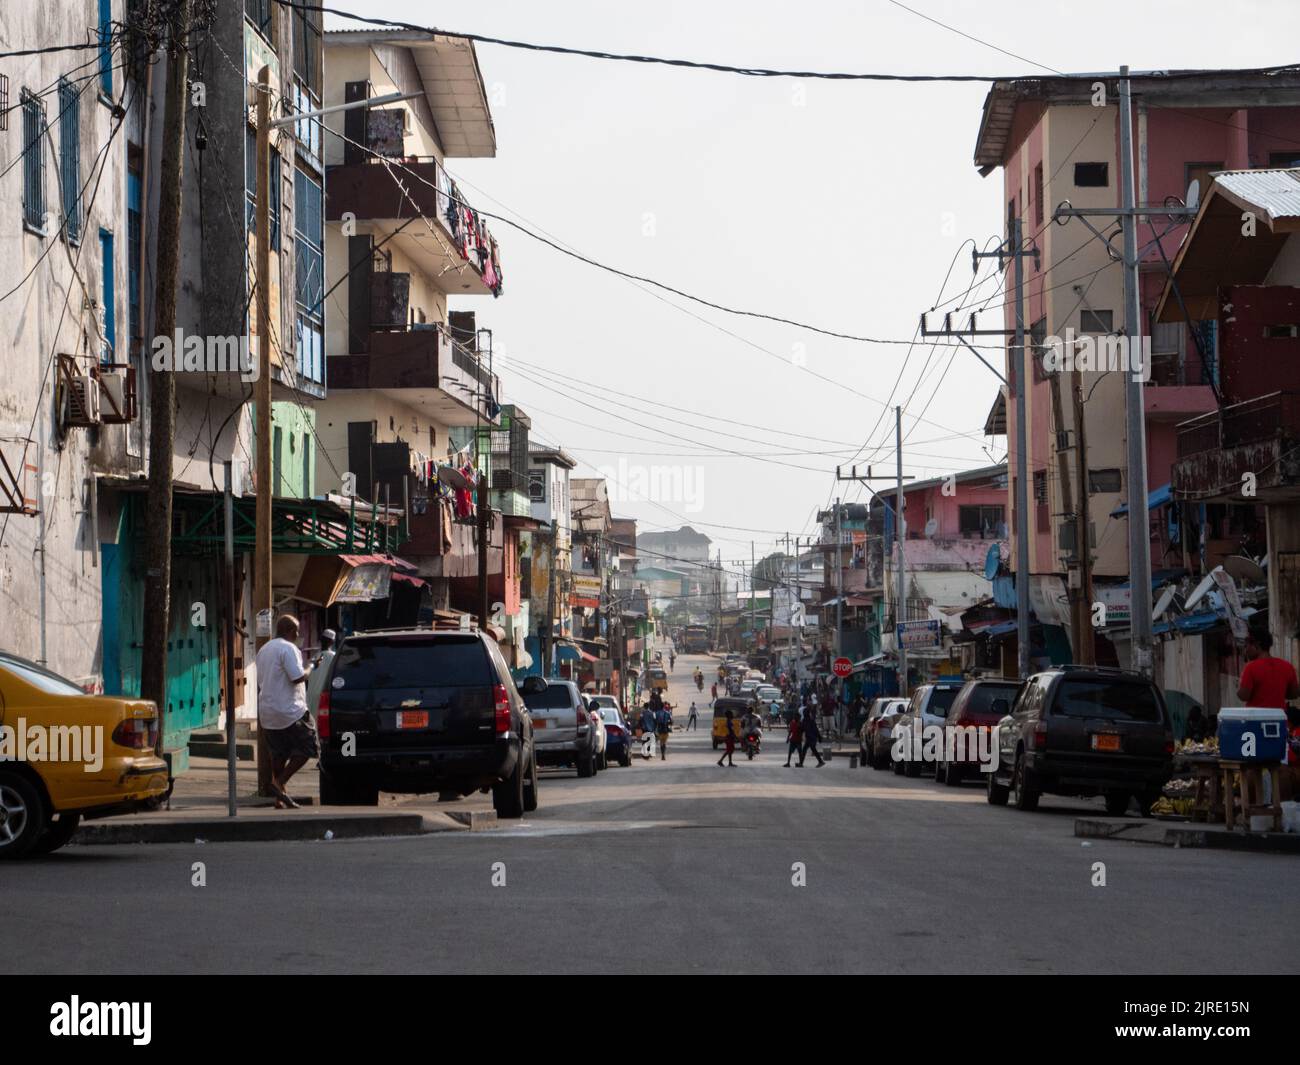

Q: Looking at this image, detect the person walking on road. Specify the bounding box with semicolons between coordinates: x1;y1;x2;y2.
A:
655;701;674;760
716;709;737;767
254;614;320;808
686;701;699;730
669;650;676;672
798;703;825;768
710;681;718;705
784;713;803;767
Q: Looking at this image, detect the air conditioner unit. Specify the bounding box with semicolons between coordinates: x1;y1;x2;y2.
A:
492;468;515;491
63;374;100;427
96;367;136;424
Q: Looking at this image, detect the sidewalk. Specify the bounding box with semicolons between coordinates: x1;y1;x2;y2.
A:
73;757;497;846
1075;816;1300;855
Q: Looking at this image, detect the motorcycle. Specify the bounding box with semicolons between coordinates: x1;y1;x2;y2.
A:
743;730;762;760
695;673;704;691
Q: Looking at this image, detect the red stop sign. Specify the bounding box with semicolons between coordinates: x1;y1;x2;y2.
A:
832;657;853;678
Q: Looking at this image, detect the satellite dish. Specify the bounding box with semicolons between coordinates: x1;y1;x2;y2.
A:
1186;178;1201;210
984;544;1001;580
924;518;939;539
1153;585;1179;620
1222;555;1265;586
1183;566;1221;613
438;465;471;491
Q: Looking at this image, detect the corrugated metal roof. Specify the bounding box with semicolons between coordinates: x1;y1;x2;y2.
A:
1213;169;1300;226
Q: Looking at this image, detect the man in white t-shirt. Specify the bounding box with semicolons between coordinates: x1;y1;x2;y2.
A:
255;614;319;808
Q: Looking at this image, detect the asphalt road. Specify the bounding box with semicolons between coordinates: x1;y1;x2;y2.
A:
6;650;1295;974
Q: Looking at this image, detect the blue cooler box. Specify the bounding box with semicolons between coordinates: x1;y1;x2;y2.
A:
1218;707;1288;763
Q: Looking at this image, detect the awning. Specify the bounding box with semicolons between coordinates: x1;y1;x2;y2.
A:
556;642;597;663
1111;482;1172;517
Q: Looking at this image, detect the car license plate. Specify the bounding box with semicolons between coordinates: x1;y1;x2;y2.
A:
1091;733;1120;752
397;711;429;729
533;718;548;729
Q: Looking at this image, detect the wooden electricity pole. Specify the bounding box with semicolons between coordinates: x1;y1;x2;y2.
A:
141;0;191;762
477;470;491;629
1073;371;1096;664
1048;369;1077;659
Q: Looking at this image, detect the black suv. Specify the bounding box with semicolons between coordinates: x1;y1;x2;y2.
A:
317;628;539;818
986;666;1173;815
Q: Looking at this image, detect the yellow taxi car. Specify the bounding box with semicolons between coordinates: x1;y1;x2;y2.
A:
0;651;169;858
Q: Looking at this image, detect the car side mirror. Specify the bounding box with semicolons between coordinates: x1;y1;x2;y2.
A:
520;675;548;695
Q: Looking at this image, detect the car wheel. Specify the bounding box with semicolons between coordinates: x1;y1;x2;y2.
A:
1010;752;1040;812
904;756;921;778
576;751;595;778
493;755;526;818
945;762;963;787
522;755;539;813
620;748;631;768
1104;791;1131;817
891;752;905;775
319;768;379;807
987;762;1009;806
0;772;47;860
31;812;82;855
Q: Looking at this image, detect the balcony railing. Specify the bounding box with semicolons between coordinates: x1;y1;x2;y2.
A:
1177;390;1300;457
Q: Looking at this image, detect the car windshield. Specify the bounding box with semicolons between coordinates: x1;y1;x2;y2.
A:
963;684;1022;715
523;685;577;711
332;636;493;689
0;656;85;696
927;689;960;715
1054;679;1163;722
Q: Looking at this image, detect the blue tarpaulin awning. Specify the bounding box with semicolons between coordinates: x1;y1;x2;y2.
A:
1112;482;1172;516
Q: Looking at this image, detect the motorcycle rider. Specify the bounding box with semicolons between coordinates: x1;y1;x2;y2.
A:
741;706;763;754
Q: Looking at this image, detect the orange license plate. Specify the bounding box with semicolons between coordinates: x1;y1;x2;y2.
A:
397;711;429;729
1092;733;1120;752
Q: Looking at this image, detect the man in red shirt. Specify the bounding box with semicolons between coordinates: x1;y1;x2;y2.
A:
1237;631;1300;708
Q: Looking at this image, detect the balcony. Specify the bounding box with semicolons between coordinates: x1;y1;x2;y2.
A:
1173;391;1300;504
325;158;502;297
326;324;500;426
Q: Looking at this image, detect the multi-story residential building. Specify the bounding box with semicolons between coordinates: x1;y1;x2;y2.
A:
880;464;1011;682
314;28;505;619
817;502;882;664
973;69;1300;668
1158;169;1300;715
523;445;576;675
567;477;613;684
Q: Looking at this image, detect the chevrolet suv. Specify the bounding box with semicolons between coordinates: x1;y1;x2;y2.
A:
986;666;1173;815
317;629;538;818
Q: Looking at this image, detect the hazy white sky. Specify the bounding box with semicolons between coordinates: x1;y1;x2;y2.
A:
325;0;1300;570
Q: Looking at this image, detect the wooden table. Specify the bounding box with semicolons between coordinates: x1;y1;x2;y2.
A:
1219;760;1282;832
1186;757;1222;823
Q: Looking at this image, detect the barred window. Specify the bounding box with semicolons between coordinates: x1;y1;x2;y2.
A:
21;90;46;232
58;78;81;243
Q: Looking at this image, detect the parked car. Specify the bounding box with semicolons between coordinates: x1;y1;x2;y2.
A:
591;702;633;767
0;651;170;858
525;679;600;777
890;681;964;777
317;629;539;817
582;694;609;770
859;696;909;769
986;666;1174;814
935;679;1023;785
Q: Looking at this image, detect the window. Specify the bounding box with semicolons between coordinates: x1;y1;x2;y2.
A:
1185;162;1222;205
127;158;142;350
273;425;284;495
99;230;116;363
528;468;546;502
1088;468;1122;494
1074;162;1108;187
1030;316;1048;382
58;78;81;243
1033;470;1049;534
1033;162;1044;228
959;504;1005;539
245;0;273;38
245;133;280;251
98;0;113;97
0;75;7;132
269;148;280;251
293;169;324;384
1006;195;1016;241
1080;309;1113;333
21;90;46;232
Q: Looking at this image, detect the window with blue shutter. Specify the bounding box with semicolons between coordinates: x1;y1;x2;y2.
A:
294;168;324;384
58;78;81;243
100;229;116;364
99;0;113;97
21;90;46;232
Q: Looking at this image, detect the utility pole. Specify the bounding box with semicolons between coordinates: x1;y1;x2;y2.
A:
1118;66;1154;677
750;541;756;657
477;471;491;629
542;524;557;677
922;226;1038;678
1048;367;1078;659
834;499;843;661
253;63;274;795
1073;371;1096;665
895;406;909;698
141;0;191;763
223;461;237;818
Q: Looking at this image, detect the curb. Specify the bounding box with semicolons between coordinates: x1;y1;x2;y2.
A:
1075;817;1300;855
73;812;436;846
445;809;499;831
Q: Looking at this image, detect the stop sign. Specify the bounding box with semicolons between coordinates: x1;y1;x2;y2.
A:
832;657;853;678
